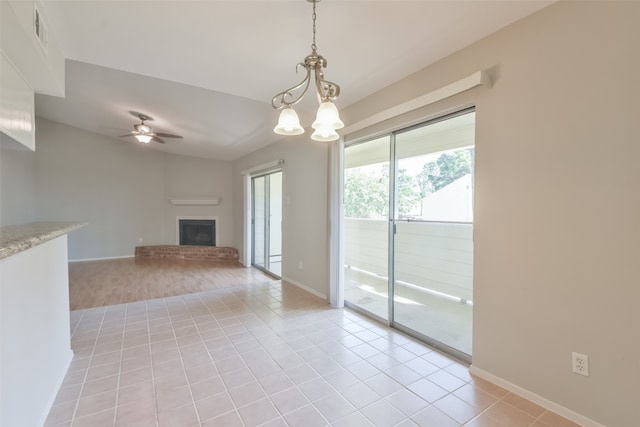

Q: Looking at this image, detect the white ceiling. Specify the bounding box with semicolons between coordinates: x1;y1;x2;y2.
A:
35;0;553;161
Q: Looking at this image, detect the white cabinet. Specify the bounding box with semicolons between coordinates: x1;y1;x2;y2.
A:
1;51;35;150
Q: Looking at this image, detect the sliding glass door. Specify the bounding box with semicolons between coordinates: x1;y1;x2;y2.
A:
344;109;475;358
252;171;282;277
344;136;391;321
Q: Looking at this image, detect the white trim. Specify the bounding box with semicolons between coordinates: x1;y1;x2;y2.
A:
176;216;219;246
169;198;220;205
282;276;327;301
242;174;252;267
469;366;607;427
342;70;490;137
69;255;133;263
241;159;284;176
328;140;344;308
36;350;73;427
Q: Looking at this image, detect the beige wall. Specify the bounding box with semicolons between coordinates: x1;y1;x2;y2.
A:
340;2;639;426
33;119;234;260
232;135;330;298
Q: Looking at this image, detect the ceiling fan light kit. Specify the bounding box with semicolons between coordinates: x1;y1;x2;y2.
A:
271;0;343;142
135;134;153;144
120;112;183;145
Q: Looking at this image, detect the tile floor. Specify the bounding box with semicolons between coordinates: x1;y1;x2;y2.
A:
46;280;579;427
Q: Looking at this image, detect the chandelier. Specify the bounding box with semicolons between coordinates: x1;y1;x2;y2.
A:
271;0;343;142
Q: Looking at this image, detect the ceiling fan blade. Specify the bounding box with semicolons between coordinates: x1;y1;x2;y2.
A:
118;134;134;138
154;132;183;139
152;137;167;144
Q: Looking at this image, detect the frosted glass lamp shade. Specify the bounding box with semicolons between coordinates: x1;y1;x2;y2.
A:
311;125;339;142
135;134;153;143
274;107;304;135
312;101;344;130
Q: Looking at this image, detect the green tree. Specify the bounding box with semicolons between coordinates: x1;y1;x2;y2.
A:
396;168;421;216
344;167;388;218
417;148;473;193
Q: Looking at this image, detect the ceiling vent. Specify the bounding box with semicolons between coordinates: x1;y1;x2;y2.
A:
33;4;48;54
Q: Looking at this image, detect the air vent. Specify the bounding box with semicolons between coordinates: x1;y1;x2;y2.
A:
33;5;48;53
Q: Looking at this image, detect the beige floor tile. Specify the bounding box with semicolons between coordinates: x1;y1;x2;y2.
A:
237;397;280;427
194;392;235;422
363;373;403;397
453;383;498;410
228;380;267;407
74;389;117;419
45;261;580;427
433;393;482;424
384;365;422;386
470;376;509;398
502;392;546;417
360;399;406;427
44;400;76;426
114;399;156;425
407;378;449;403
117;380;154;404
484;400;536;427
464;412;508;427
411;405;460;427
313;393;356;422
157;403;199;427
384;389;429;417
332;411;376;427
538;410;583;427
282;404;328;427
72;408;116;427
269;387;310;415
427;369;467;392
340;381;382;409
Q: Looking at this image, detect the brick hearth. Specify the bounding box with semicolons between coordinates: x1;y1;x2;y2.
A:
135;245;238;261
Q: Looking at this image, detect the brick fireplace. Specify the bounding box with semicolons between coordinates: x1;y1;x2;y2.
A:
135;245;238;261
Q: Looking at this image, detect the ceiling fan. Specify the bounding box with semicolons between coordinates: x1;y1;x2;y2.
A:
119;112;183;144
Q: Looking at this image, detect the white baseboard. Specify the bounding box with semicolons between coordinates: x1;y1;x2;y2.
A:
37;349;74;427
469;365;606;427
281;276;327;301
69;255;133;263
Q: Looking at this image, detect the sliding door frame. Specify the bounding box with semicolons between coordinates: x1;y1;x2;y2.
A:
343;107;475;363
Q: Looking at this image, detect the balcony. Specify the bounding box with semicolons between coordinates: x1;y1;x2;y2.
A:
344;218;473;355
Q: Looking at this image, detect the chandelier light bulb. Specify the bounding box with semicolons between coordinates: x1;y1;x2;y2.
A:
312;101;344;131
274;107;304;135
311;125;339;142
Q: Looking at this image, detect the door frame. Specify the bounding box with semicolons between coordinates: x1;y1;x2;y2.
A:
241;159;284;270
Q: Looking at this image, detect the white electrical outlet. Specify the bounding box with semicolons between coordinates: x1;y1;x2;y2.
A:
572;352;589;376
298;261;303;270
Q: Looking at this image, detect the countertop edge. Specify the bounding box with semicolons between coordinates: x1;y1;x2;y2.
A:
0;222;88;260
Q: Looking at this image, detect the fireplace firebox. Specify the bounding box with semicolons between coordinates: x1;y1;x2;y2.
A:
179;220;216;246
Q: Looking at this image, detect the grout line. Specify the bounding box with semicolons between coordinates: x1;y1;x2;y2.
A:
195;291;248;426
144;300;160;427
69;307;108;426
110;304;129;426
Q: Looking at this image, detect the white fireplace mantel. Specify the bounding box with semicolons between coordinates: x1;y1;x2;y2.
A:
169;197;220;206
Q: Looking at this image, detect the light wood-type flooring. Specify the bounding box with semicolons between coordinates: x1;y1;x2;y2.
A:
68;257;274;310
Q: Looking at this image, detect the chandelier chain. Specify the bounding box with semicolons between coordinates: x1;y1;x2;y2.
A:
311;0;317;52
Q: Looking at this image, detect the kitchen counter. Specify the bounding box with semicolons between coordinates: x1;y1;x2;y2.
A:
0;221;87;260
0;220;86;427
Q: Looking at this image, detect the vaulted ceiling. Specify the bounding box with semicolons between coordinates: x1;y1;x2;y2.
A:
35;0;553;160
